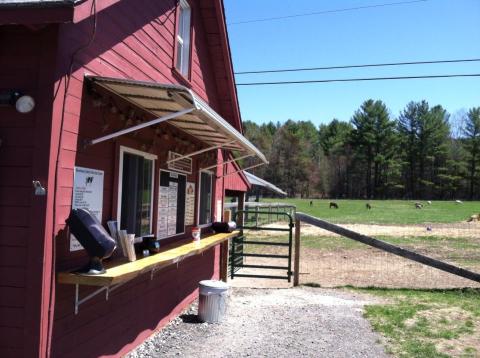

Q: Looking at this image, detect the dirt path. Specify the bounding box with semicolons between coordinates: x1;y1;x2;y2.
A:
127;287;388;358
255;221;480;238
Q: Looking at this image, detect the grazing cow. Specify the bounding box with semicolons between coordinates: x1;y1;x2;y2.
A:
309;200;313;207
366;203;372;210
415;202;423;209
455;200;463;204
329;202;339;209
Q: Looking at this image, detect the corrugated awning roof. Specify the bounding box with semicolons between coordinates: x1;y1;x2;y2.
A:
87;76;267;164
244;172;287;196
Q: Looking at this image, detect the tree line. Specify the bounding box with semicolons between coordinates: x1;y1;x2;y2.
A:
243;100;480;200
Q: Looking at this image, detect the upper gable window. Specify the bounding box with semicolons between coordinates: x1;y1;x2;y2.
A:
175;0;191;77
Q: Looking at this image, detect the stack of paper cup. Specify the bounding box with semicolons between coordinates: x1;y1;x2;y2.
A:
118;230;128;257
126;234;136;262
118;230;136;261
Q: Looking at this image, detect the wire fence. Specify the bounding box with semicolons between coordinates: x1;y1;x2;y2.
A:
300;220;480;289
236;212;480;289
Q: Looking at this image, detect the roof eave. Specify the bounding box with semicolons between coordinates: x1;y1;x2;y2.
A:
213;0;243;133
0;1;80;25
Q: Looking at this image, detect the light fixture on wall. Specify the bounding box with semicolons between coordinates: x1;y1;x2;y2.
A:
0;91;35;114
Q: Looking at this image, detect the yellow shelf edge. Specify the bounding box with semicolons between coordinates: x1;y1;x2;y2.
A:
57;231;238;287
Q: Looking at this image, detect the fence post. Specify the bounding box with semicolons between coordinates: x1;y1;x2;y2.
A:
293;217;300;286
255;205;259;227
237;193;245;232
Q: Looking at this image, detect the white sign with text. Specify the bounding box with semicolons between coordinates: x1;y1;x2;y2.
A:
70;166;104;251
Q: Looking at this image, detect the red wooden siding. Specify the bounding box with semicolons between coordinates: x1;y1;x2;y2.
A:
0;1;245;356
223;154;250;193
47;1;240;356
0;25;58;358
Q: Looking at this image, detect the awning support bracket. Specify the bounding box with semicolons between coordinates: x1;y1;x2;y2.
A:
218;162;267;178
165;140;237;164
85;107;195;146
199;153;254;172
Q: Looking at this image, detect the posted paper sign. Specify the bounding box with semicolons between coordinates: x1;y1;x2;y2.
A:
216;200;222;222
158;177;179;239
167;182;178;235
70;166;104;251
185;182;195;226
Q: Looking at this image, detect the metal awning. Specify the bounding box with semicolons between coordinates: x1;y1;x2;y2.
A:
244;172;287;196
85;76;267;164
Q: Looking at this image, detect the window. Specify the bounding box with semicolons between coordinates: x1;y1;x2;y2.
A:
118;147;156;238
175;0;191;77
198;171;213;226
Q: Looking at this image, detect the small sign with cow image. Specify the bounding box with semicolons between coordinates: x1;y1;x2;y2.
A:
70;166;105;251
167;151;192;174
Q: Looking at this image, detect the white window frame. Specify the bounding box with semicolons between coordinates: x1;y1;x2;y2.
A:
117;146;157;239
197;169;214;228
175;0;191;77
158;169;187;239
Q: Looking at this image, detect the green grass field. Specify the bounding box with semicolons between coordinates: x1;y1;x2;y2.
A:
261;198;480;224
355;288;480;358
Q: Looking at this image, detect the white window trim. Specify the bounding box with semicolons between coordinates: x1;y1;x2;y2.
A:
117;146;157;239
158;169;187;240
176;0;191;76
196;169;214;228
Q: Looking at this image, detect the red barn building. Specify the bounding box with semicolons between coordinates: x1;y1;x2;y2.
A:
0;1;265;357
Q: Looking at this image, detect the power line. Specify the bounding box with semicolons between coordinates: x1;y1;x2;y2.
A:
235;58;480;75
236;73;480;86
228;0;428;25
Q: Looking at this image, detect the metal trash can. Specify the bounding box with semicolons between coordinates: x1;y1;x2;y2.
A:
198;280;229;323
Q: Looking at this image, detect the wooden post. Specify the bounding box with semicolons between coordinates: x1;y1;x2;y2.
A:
255;205;258;227
293;218;300;286
223;209;231;222
237;193;245;232
220;240;229;282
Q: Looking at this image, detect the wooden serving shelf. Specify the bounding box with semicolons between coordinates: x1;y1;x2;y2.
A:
57;231;239;287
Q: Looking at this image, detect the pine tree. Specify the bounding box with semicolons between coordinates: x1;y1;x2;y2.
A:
462;107;480;199
350;100;397;198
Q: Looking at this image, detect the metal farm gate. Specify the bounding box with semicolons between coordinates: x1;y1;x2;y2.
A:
229;210;294;282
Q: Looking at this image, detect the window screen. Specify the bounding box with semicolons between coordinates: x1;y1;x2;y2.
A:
120;152;153;237
199;171;212;225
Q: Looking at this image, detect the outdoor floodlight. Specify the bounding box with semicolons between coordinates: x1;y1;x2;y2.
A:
0;91;35;113
15;95;35;113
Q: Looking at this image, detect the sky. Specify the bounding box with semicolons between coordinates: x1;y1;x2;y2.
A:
223;0;480;126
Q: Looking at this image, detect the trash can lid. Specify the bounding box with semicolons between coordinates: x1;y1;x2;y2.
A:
199;280;229;295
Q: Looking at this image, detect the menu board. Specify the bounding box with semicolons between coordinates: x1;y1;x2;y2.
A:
157;170;186;239
70;166;104;251
185;182;195;226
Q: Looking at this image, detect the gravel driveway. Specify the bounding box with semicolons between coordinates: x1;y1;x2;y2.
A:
127;287;388;358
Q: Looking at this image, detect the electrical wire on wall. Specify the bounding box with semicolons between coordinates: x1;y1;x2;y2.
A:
47;0;97;354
